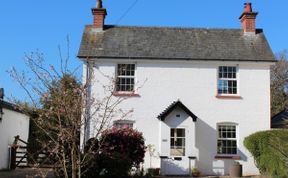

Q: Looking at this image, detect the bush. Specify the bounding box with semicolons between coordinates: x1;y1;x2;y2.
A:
244;130;288;178
82;127;146;178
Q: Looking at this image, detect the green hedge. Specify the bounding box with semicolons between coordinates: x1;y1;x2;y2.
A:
244;130;288;178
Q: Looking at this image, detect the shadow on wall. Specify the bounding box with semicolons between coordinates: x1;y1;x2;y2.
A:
161;158;189;176
195;118;247;176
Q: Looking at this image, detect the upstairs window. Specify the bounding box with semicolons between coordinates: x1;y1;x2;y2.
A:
217;124;237;155
116;64;135;92
218;66;238;95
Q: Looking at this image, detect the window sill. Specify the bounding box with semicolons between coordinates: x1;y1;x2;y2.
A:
188;156;197;160
215;155;241;160
159;156;169;159
216;95;242;99
113;92;140;97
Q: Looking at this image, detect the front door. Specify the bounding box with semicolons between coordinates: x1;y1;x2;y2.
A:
161;128;190;175
170;128;185;156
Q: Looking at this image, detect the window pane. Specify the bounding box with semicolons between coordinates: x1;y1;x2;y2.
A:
126;69;131;76
219;66;223;73
171;138;175;146
233;81;237;87
228;67;232;73
176;138;185;146
233;88;237;94
218;80;229;94
171;129;175;137
131;70;135;76
219;72;223;78
177;129;185;137
228;72;232;78
227;132;232;138
227;140;232;146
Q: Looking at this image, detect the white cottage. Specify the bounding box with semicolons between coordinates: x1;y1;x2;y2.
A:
0;89;30;169
78;2;275;176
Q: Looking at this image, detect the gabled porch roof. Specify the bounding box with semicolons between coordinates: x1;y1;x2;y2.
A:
157;100;198;122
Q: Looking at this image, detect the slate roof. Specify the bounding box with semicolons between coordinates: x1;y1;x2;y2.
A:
78;25;275;62
157;100;198;122
0;99;24;114
271;109;288;128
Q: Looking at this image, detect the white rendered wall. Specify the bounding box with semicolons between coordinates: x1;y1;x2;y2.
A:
0;109;30;169
87;59;271;176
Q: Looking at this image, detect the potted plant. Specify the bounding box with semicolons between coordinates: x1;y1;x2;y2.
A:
192;167;201;177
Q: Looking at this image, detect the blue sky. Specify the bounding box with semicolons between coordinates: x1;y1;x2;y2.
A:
0;0;287;101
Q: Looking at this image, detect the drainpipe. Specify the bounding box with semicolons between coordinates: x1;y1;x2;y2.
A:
83;60;92;146
0;88;4;122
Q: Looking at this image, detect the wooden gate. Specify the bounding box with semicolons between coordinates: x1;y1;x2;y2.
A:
10;135;51;169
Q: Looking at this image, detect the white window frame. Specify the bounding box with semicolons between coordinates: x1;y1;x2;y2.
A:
113;120;135;129
217;66;238;95
170;128;186;156
115;63;136;92
217;123;238;155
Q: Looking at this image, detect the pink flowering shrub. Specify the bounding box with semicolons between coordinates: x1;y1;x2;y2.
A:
83;127;145;178
100;127;146;166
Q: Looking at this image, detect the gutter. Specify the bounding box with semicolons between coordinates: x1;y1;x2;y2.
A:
77;55;276;63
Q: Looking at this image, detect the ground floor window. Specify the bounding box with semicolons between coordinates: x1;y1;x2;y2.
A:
113;120;134;129
217;123;237;155
170;128;185;156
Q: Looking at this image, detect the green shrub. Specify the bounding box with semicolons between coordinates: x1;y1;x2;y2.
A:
244;130;288;178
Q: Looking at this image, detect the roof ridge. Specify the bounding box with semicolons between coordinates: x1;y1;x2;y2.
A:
85;24;253;31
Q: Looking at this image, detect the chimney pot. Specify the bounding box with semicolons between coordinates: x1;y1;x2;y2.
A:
0;88;4;100
244;2;252;12
96;0;103;9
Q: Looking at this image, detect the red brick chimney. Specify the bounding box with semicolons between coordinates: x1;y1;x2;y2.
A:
239;2;258;33
91;0;107;29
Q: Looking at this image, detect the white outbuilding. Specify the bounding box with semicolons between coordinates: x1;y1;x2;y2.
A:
0;89;30;169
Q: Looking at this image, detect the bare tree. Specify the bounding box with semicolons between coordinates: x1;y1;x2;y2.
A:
8;43;131;178
271;50;288;116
